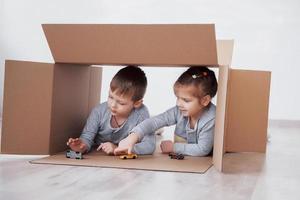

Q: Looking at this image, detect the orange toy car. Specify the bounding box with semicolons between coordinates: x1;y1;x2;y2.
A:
119;153;138;159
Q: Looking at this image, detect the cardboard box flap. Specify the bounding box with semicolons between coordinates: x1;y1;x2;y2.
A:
213;40;234;171
217;40;234;66
1;60;102;155
49;64;102;154
1;60;54;154
88;67;102;112
213;65;230;172
42;24;218;66
225;69;271;153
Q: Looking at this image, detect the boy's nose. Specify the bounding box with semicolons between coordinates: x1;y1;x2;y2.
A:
111;101;117;108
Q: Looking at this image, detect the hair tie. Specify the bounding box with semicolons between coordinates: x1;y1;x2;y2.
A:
192;72;208;79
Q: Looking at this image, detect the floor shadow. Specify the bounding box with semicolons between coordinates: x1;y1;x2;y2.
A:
222;152;266;174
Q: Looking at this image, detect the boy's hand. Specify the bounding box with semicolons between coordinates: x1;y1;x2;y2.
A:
67;138;87;153
97;142;117;155
160;140;174;153
114;133;140;155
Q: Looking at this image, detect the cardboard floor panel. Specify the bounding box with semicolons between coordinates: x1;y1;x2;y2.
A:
30;150;212;173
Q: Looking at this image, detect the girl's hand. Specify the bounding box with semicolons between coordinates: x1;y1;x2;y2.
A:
160;140;174;153
114;133;139;155
97;142;117;155
66;138;87;153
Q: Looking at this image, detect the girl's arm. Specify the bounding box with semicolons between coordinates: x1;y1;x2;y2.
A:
174;119;215;156
114;106;178;155
132;134;156;155
132;109;156;155
131;106;178;140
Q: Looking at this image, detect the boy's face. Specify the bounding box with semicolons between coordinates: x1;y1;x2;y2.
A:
107;89;138;118
174;85;210;119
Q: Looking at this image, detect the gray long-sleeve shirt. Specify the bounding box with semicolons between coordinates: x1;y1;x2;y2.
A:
79;102;155;155
131;103;216;156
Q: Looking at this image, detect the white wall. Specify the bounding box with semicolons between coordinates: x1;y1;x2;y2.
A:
1;0;300;120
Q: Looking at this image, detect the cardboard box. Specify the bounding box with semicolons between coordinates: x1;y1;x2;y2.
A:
1;24;271;172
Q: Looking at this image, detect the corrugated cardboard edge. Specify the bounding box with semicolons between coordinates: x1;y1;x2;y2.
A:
213;65;229;172
213;40;234;171
216;40;234;66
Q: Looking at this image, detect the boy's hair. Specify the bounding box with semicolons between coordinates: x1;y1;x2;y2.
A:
110;65;147;101
174;67;218;98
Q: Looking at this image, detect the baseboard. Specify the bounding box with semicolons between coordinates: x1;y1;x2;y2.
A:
269;119;300;128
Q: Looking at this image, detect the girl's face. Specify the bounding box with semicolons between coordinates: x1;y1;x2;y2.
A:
175;85;210;119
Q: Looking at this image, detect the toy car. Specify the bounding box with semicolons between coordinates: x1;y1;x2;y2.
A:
168;152;184;160
66;150;83;159
119;153;138;159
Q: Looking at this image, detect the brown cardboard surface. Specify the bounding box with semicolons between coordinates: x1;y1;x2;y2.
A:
216;40;234;66
1;60;54;154
213;65;230;172
88;67;102;112
43;24;218;66
225;69;271;153
49;64;99;154
213;40;234;171
30;150;212;173
1;61;102;155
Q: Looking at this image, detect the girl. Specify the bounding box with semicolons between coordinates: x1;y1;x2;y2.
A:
114;66;217;156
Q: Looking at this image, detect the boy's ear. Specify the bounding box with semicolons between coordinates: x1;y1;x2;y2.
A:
133;99;143;108
201;95;212;107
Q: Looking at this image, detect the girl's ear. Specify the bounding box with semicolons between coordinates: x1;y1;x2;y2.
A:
133;99;143;108
201;95;212;107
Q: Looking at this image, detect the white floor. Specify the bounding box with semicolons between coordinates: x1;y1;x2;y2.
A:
0;121;300;200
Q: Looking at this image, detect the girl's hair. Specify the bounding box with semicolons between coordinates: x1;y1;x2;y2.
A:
174;67;218;98
110;65;147;101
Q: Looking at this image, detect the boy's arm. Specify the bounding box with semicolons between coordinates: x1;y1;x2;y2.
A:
79;107;101;152
174;119;215;156
67;138;88;153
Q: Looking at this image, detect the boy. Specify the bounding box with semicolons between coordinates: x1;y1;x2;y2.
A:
67;66;155;155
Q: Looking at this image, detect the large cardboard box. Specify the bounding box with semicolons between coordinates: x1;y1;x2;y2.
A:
1;24;271;172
